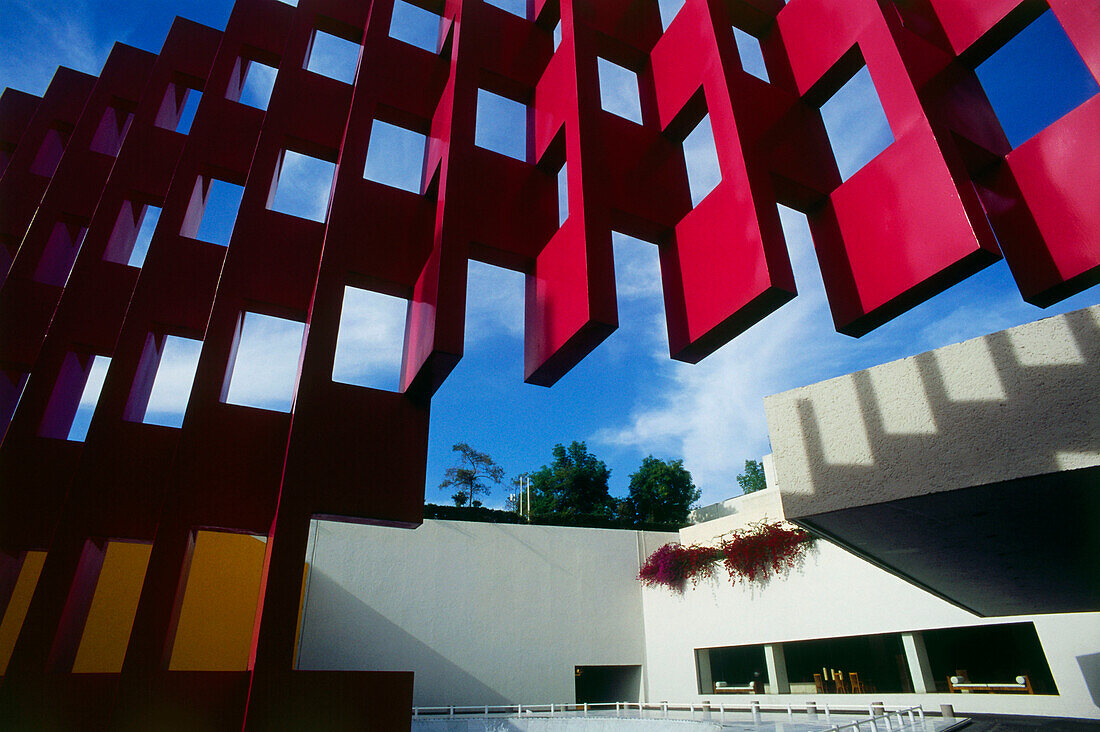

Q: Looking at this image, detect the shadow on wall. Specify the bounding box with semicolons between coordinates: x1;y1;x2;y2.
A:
793;307;1099;502
1079;653;1100;709
295;569;509;708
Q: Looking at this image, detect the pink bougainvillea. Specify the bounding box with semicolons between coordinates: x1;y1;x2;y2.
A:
639;521;813;591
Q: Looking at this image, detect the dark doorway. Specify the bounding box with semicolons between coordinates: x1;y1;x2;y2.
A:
574;665;641;703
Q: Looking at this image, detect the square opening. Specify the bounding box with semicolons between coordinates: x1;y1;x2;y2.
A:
90;105;134;157
819;62;894;182
658;0;686;31
364;120;427;193
33;221;87;287
269;149;337;222
682;113;722;207
975;9;1099;148
156;84;202;135
30;128;65;177
124;334;203;428
104;201;161;268
732;27;769;83
598;58;644;124
389;0;443;53
70;540;151;673
484;0;526;19
223;311;305;412
230;58;278;111
475;89;528;162
0;551;47;675
332;285;408;391
305;28;361;85
168;531;267;671
181;176;245;246
39;352;111;441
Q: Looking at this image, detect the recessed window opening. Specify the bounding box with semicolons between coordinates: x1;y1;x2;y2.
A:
658;0;686;31
390;0;443;53
475;89;528;162
182;177;245;246
0;551;47;674
305;28;361;85
682;113;722;207
70;540;151;673
597;58;644;124
611;232;667;350
104;201;161;268
33;221;87;287
30;128;65;177
38;352;111;441
733;27;769;83
484;0;526;19
90;105;134;157
464;261;524;368
975;10;1099;148
332;286;408;391
924;623;1058;695
232;58;278;110
269;149;337;222
819;63;894;182
223;311;305;412
364;120;427;193
159;87;202;135
126;334;203;428
696;646;769;694
169;530;266;671
557;162;568;227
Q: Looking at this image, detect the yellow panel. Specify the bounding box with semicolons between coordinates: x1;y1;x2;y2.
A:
169;531;266;671
71;541;152;673
0;551;47;674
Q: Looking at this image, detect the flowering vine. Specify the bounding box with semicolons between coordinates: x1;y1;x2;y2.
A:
638;521;813;591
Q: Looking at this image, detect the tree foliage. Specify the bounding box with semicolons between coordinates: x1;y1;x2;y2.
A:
736;459;767;494
439;443;505;508
623;456;700;525
529;442;614;518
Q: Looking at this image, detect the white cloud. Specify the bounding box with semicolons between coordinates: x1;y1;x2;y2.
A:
464;261;525;342
332;287;407;391
0;1;110;96
225;313;305;412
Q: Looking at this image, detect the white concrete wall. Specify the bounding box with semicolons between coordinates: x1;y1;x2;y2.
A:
764;306;1100;517
296;519;675;707
639;492;1100;718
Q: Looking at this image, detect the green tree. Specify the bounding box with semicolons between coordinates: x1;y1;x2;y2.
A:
439;443;505;508
736;459;767;494
529;442;614;518
623;456;700;525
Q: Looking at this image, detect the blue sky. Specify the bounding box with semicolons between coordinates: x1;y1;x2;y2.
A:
3;0;1097;507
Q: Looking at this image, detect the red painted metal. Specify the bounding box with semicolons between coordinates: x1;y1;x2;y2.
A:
0;0;1094;727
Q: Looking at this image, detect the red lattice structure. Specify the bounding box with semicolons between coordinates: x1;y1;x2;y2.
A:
0;0;1096;727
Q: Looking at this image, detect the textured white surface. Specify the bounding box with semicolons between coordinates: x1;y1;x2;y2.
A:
764;306;1100;517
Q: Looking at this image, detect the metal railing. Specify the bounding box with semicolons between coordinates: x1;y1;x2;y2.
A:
412;700;928;729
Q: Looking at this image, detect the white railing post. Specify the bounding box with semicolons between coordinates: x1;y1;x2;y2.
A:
449;706;454;717
825;704;831;723
584;703;588;717
788;704;794;720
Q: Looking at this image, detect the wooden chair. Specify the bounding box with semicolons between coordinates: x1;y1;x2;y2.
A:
813;674;826;693
848;672;863;694
832;670;847;694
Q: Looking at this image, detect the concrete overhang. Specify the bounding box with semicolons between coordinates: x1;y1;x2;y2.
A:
765;306;1100;617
